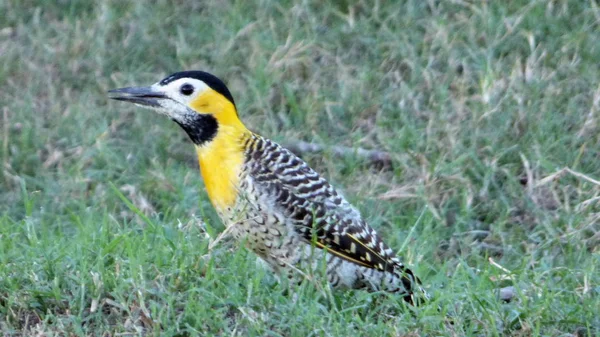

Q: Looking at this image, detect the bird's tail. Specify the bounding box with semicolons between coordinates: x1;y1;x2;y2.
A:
393;264;430;306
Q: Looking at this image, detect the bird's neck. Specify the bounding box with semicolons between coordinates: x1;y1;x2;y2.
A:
195;123;251;212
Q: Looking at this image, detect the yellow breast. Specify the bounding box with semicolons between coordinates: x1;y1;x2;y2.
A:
196;125;248;212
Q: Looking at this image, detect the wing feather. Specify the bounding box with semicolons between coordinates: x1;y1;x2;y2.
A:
247;137;401;273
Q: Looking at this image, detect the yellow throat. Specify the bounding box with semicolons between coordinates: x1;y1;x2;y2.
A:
191;88;249;212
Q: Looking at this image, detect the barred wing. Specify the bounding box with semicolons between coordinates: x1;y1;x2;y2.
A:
245;136;414;282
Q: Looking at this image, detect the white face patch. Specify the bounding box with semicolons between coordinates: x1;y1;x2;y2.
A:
156;78;210;104
147;78;210;120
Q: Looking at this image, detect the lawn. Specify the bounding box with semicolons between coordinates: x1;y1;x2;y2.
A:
0;0;598;336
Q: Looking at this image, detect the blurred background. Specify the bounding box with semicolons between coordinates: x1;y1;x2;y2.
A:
1;1;598;335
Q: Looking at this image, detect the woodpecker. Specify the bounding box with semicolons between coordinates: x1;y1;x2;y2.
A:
109;71;426;304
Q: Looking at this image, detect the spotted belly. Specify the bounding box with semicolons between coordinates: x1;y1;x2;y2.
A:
219;203;404;293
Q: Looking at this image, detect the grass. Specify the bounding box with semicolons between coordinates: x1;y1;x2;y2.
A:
0;0;598;335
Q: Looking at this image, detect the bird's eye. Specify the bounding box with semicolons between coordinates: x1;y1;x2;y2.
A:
180;84;194;96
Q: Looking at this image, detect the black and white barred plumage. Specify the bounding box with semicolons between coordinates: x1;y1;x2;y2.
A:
109;70;427;305
220;133;426;304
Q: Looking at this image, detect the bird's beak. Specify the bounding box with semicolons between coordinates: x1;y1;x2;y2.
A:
108;86;168;108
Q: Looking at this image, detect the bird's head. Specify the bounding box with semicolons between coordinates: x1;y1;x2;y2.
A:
108;71;244;145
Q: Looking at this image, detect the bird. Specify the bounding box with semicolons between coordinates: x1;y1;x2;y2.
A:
108;70;427;305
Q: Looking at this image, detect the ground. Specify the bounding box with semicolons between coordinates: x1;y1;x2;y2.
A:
0;1;598;336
